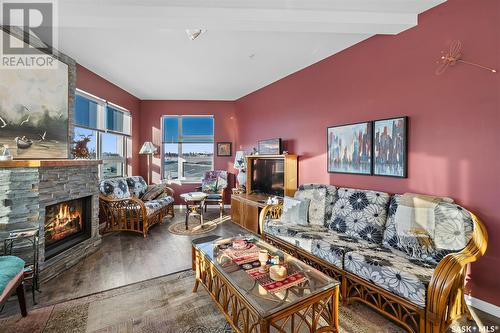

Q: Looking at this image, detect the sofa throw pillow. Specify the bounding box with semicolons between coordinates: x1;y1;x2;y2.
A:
294;184;337;226
141;185;164;201
126;176;148;198
280;196;310;225
328;187;390;244
382;195;474;265
99;178;131;200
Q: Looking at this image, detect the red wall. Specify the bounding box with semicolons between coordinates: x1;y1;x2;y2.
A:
76;65;142;175
236;0;500;305
139;100;239;203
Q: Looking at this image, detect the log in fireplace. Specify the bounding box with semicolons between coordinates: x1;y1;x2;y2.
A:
44;196;92;260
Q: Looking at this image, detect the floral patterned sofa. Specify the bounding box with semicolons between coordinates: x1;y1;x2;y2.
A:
99;176;175;237
259;184;488;333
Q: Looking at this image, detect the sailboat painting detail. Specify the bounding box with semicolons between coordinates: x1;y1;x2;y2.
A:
0;57;69;159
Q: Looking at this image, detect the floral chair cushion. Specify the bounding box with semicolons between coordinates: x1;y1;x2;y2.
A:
382;195;474;265
126;176;148;198
263;220;328;252
311;231;380;269
294;184;337;226
201;171;228;193
144;197;174;216
99;178;131;200
327;187;390;245
343;245;435;307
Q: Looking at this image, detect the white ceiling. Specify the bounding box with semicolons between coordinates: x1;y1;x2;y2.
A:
56;0;445;100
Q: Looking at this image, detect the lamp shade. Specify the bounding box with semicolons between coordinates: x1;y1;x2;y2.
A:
234;151;246;170
139;141;157;155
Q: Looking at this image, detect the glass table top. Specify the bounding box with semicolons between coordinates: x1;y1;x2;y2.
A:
194;235;340;318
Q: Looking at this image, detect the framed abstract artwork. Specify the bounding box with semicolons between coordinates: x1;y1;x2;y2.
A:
327;122;372;175
217;142;232;156
373;117;408;178
258;138;282;155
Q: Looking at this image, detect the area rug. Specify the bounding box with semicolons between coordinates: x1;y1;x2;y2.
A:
1;269;410;333
168;215;230;236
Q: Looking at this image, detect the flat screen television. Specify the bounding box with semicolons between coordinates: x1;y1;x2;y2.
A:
250;158;285;196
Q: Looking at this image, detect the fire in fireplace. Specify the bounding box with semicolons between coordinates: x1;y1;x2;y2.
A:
45;196;92;259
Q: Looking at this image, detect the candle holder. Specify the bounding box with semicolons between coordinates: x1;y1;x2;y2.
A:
258;250;269;273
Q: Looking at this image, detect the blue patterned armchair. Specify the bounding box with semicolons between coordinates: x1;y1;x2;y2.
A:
196;170;228;216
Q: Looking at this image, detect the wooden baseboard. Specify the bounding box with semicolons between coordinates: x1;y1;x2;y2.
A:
465;295;500;318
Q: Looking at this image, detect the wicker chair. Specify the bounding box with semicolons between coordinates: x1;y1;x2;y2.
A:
196;170;228;217
99;176;175;238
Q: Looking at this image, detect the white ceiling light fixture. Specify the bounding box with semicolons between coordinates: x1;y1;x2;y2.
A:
186;29;206;41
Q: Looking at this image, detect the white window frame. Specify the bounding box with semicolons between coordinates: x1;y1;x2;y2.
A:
74;89;132;179
161;115;214;184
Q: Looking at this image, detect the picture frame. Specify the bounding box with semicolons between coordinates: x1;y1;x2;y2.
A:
327;121;372;175
0;26;76;160
373;116;408;178
258;138;282;155
217;142;232;157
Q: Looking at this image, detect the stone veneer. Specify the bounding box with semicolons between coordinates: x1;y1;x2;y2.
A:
0;160;101;282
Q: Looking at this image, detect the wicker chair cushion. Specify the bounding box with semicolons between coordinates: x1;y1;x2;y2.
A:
327;187;390;245
206;193;223;200
311;232;380;269
126;176;148;198
0;256;25;295
263;219;328;252
99;178;131;199
201;171;228;193
294;184;337;226
144;197;174;216
382;195;474;265
343;245;435;307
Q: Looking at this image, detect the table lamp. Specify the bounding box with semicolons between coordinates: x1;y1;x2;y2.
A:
234;151;246;189
139;141;157;184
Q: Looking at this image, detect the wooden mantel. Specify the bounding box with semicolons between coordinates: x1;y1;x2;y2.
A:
0;159;103;168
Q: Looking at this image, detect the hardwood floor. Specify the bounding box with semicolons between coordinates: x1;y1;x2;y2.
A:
1;208;243;316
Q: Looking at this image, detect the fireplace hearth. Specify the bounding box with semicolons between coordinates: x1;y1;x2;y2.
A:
0;160;101;282
44;196;92;260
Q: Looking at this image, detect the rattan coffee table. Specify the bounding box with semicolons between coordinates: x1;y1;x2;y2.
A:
192;235;340;333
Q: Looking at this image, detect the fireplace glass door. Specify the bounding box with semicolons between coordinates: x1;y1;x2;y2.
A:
44;196;91;259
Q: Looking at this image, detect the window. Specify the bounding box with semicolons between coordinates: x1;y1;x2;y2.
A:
162;115;214;182
73;90;131;179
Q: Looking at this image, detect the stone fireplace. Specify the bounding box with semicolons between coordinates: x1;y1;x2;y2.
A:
0;159;102;282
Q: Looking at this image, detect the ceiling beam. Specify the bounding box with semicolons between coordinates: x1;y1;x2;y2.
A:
59;4;419;35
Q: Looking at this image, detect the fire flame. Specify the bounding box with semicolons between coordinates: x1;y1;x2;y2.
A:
46;203;83;242
56;203;81;223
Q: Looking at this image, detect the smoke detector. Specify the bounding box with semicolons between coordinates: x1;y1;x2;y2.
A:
186;29;206;40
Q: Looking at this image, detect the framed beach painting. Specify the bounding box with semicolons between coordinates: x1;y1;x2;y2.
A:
373;117;408;178
0;30;70;159
327;122;372;175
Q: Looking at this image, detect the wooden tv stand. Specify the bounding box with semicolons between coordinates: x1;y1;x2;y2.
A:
232;154;298;234
231;193;271;234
